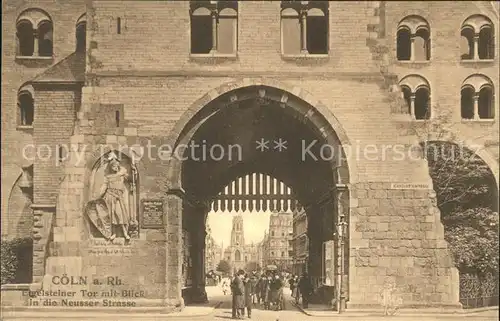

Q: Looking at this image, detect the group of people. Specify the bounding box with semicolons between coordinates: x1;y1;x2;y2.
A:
225;269;314;319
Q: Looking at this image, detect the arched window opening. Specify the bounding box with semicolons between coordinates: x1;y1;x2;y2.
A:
271;231;275;237
401;85;412;114
414;28;430;61
478;87;494;119
397;16;431;61
461;87;475;119
461;27;475;60
18;91;34;126
16;9;53;58
38;21;53;57
235;250;241;261
76;21;86;52
399;75;431;120
414;87;430;120
190;1;238;55
306;7;328;54
396;28;411;60
281;2;328;55
461;15;495;60
461;75;495;120
17;20;34;56
478;27;494;60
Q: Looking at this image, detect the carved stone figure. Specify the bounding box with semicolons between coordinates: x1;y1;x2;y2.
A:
85;152;138;241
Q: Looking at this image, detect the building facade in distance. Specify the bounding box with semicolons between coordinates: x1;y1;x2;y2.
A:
292;208;309;275
261;211;293;271
223;215;262;272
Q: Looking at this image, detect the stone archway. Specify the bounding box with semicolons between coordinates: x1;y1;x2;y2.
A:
161;82;352;307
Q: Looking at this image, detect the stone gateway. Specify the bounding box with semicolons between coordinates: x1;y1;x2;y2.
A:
1;0;498;315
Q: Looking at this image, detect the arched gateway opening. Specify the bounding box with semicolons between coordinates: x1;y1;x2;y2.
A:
165;84;351;308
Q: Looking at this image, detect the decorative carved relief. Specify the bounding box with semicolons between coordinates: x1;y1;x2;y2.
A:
84;151;139;242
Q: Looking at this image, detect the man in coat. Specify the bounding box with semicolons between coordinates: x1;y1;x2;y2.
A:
255;274;266;304
243;274;256;318
298;272;313;309
231;270;246;319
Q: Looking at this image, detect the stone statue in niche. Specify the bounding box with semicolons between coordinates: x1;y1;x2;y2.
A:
85;152;139;242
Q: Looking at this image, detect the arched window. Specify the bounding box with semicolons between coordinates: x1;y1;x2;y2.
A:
38;21;53;56
16;9;53;57
235;250;241;261
461;75;495;119
461;15;495;60
190;1;238;54
76;14;87;53
17;20;34;56
18;85;34;126
460;86;475;119
399;75;431;120
281;1;328;55
271;230;275;237
397;16;431;61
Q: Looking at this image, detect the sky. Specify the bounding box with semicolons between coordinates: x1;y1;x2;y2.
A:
206;210;272;248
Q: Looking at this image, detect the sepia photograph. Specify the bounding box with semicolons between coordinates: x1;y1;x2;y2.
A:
1;1;499;320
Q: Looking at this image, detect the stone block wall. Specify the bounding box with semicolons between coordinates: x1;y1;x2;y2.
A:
1;0;86;224
348;183;459;308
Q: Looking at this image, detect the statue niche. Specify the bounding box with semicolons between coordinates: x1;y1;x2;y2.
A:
85;151;139;241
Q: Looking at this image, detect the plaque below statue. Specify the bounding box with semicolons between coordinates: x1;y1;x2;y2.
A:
85;151;139;241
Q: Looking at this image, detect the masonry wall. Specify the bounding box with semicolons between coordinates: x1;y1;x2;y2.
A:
1;0;86;235
32;88;78;204
89;1;379;73
385;1;499;160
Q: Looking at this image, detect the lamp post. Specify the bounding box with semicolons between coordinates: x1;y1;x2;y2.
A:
337;214;348;313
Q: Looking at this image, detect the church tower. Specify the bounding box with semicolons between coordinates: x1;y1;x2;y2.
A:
230;215;245;246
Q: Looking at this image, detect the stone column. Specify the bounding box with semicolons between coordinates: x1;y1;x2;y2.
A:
186;205;208;303
410;95;416;120
300;9;308;54
33;30;39;57
473;34;479;60
473;94;479;120
410;36;415;61
165;190;184;309
211;9;218;53
336;184;349;310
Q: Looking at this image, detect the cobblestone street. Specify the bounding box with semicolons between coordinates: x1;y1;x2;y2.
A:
3;285;497;321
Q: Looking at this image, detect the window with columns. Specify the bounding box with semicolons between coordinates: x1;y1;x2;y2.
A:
281;0;328;55
399;75;431;120
18;85;35;127
461;15;495;60
190;1;238;55
16;9;53;57
396;16;430;61
461;75;495;120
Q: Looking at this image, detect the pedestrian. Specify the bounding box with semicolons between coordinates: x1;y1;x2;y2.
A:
293;275;300;304
244;274;255;318
289;275;297;300
298;272;313;309
230;270;246;319
250;272;258;305
263;275;272;310
222;279;228;295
